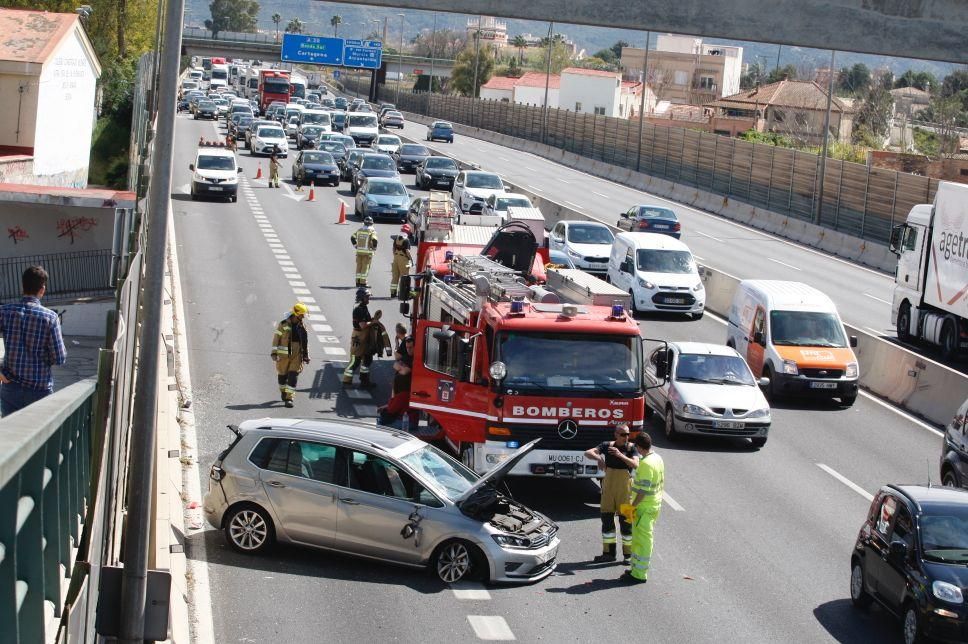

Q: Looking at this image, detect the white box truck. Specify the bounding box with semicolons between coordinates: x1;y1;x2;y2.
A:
891;180;968;360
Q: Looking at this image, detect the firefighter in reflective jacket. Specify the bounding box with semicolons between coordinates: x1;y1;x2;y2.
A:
584;423;639;562
271;302;310;408
624;432;665;584
390;224;413;298
342;287;381;387
351;217;378;287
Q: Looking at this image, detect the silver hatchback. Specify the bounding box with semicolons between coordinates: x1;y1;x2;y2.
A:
203;418;559;583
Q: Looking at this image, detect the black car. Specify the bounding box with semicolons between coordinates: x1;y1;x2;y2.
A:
415;155;459;190
350;153;400;194
292;150;340;187
341;149;367;182
334;97;348;110
941;397;968;489
393;143;431;174
194;100;218;120
851;484;968;644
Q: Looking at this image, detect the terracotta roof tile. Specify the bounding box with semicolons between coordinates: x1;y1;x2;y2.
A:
0;9;78;64
708;79;850;112
514;71;560;88
481;75;518;91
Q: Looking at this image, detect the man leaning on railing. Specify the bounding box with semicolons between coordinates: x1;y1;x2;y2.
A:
0;266;68;417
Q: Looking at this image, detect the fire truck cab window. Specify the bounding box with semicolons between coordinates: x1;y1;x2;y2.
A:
423;327;465;378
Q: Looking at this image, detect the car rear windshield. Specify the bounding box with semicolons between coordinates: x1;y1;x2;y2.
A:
368;181;407;196
426;157;457;169
377;136;401;145
198;101;215;108
302;152;334;164
675;354;755;386
636;249;695;273
466;173;503;189
434;122;453;130
197;155;236;171
921;507;968;563
362;156;395;170
349;115;378;127
638;206;678;220
400;145;429;156
257;127;285;138
319;142;346;155
769;311;847;347
301;126;324;136
567;224;614;244
496;197;532;210
302;112;330;125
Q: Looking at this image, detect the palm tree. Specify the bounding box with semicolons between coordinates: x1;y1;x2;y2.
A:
330;14;342;37
286;18;303;34
511;35;527;64
272;13;282;40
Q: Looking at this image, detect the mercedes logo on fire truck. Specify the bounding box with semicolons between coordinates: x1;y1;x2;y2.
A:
557;420;578;440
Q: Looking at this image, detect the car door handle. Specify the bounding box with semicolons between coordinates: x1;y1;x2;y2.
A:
266;480;286;488
341;498;361;505
412;391;431;398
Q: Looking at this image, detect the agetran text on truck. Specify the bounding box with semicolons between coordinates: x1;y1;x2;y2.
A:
891;180;968;360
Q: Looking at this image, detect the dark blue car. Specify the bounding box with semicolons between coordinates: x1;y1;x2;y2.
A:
617;205;681;238
427;121;454;143
292;150;341;187
350;153;400;194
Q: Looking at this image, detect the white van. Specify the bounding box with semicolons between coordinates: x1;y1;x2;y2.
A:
607;232;705;319
189;145;242;202
345;111;380;146
300;109;331;131
726;280;859;405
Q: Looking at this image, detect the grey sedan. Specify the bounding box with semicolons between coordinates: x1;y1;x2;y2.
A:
203;419;559;584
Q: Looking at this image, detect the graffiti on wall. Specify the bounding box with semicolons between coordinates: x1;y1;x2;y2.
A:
7;226;28;244
56;217;98;244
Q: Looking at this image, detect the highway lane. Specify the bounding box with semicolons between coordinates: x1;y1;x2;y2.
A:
174;112;936;643
394;121;908;344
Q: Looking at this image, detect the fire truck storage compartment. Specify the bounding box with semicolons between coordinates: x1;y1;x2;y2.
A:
506;206;546;246
545;269;632;309
481;222;539;275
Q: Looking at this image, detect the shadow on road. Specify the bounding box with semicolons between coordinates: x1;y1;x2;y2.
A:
813;599;900;644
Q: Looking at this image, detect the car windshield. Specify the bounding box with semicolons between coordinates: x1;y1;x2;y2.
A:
496;197;532;211
466;173;503;189
303;113;330;125
921;507;968;563
400;444;477;502
301;152;333;164
769;311;847;347
349;115;378;127
567;224;614;244
302;127;324;136
496;332;642;393
377;136;400;146
675;354;755;385
638;206;677;220
400;145;429;156
426;157;457;169
196;155;236;171
362;156;395;170
636;249;695;273
368;182;407;196
257;127;284;139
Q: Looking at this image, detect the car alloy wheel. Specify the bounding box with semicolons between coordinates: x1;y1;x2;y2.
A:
665;407;679;441
850;562;872;608
903;605;922;644
226;507;270;553
436;541;474;583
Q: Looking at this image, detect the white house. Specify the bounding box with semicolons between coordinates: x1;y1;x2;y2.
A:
480;72;561;108
558;68;655;117
0;9;102;188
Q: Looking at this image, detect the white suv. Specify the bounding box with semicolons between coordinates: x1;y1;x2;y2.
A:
452;170;508;213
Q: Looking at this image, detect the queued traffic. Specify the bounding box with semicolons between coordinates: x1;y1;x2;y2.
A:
181;56;968;644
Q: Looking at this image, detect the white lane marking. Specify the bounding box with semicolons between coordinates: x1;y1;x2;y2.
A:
528;185;543;193
323;346;346;356
662;491;685;512
695;230;725;243
767;257;801;271
555;177;570;184
593;191;610;198
704;310;728;326
317;335;340;343
816;463;874;501
467;616;515;641
281;267;299;274
564;201;583;209
306;305;321;312
524;165;537;171
693;255;705;262
346;388;372;400
289;281;307;287
863;292;891;305
863;326;885;336
276;255;291;260
312;324;332;332
858;391;944;437
451;582;491;600
297;296;316;303
278;260;294;266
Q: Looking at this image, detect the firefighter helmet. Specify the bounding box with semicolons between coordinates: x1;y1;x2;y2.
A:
363;216;374;225
355;287;371;302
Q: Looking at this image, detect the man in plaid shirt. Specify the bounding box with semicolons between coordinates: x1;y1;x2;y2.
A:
0;266;67;417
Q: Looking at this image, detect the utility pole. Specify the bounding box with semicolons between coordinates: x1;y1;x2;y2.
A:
428;12;437;93
541;21;554;144
635;31;651;171
396;13;405;103
814;49;836;225
775;44;782;76
472;15;482;97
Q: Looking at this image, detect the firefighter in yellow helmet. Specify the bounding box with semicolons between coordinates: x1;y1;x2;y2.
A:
352;216;378;287
271;302;310;408
623;432;665;584
390;223;413;298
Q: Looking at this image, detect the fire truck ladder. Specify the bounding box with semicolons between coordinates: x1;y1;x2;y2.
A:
450;255;532;302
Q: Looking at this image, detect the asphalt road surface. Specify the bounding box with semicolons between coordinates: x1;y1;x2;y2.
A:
174;113;937;643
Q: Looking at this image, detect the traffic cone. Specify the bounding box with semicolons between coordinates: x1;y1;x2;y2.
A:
306;180;316;202
336;200;348;224
255;164;262;180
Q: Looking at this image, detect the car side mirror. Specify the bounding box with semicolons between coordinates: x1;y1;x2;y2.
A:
188;163;195;171
758;377;770;388
753;331;765;345
504;184;511;191
849;335;858;348
399;302;410;315
237;167;243;173
889;539;908;560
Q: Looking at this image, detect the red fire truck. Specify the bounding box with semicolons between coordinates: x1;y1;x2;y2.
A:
258;69;292;112
401;223;657;478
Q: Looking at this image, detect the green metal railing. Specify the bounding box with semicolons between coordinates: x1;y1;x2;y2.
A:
0;379;97;644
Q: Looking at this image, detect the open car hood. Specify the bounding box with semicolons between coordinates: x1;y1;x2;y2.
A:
456;439;540;506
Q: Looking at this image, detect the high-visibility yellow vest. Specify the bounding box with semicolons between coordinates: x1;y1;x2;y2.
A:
631;452;665;511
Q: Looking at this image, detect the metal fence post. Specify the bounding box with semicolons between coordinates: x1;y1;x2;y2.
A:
748;142;755;200
834;161;845;229
788;150;797;212
712;135;719;189
889;171;899;230
664;126;671;178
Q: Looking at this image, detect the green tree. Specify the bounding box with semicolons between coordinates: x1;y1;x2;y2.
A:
511;35;527;64
285;18;303;34
852;80;893;146
894;69;936;92
836;63;871;96
577;56;613;71
272;13;281;39
609;40;630;60
506;56;522;77
204;0;260;39
766;64;798;84
450;44;495;97
330;14;342;37
527;38;572;75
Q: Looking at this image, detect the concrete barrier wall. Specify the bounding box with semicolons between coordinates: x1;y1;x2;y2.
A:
396;117;966;428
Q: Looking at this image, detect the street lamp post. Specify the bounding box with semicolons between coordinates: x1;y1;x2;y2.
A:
472;15;482;98
396;13;405;103
428;12;437;93
541;21;554;144
635;31;651;171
